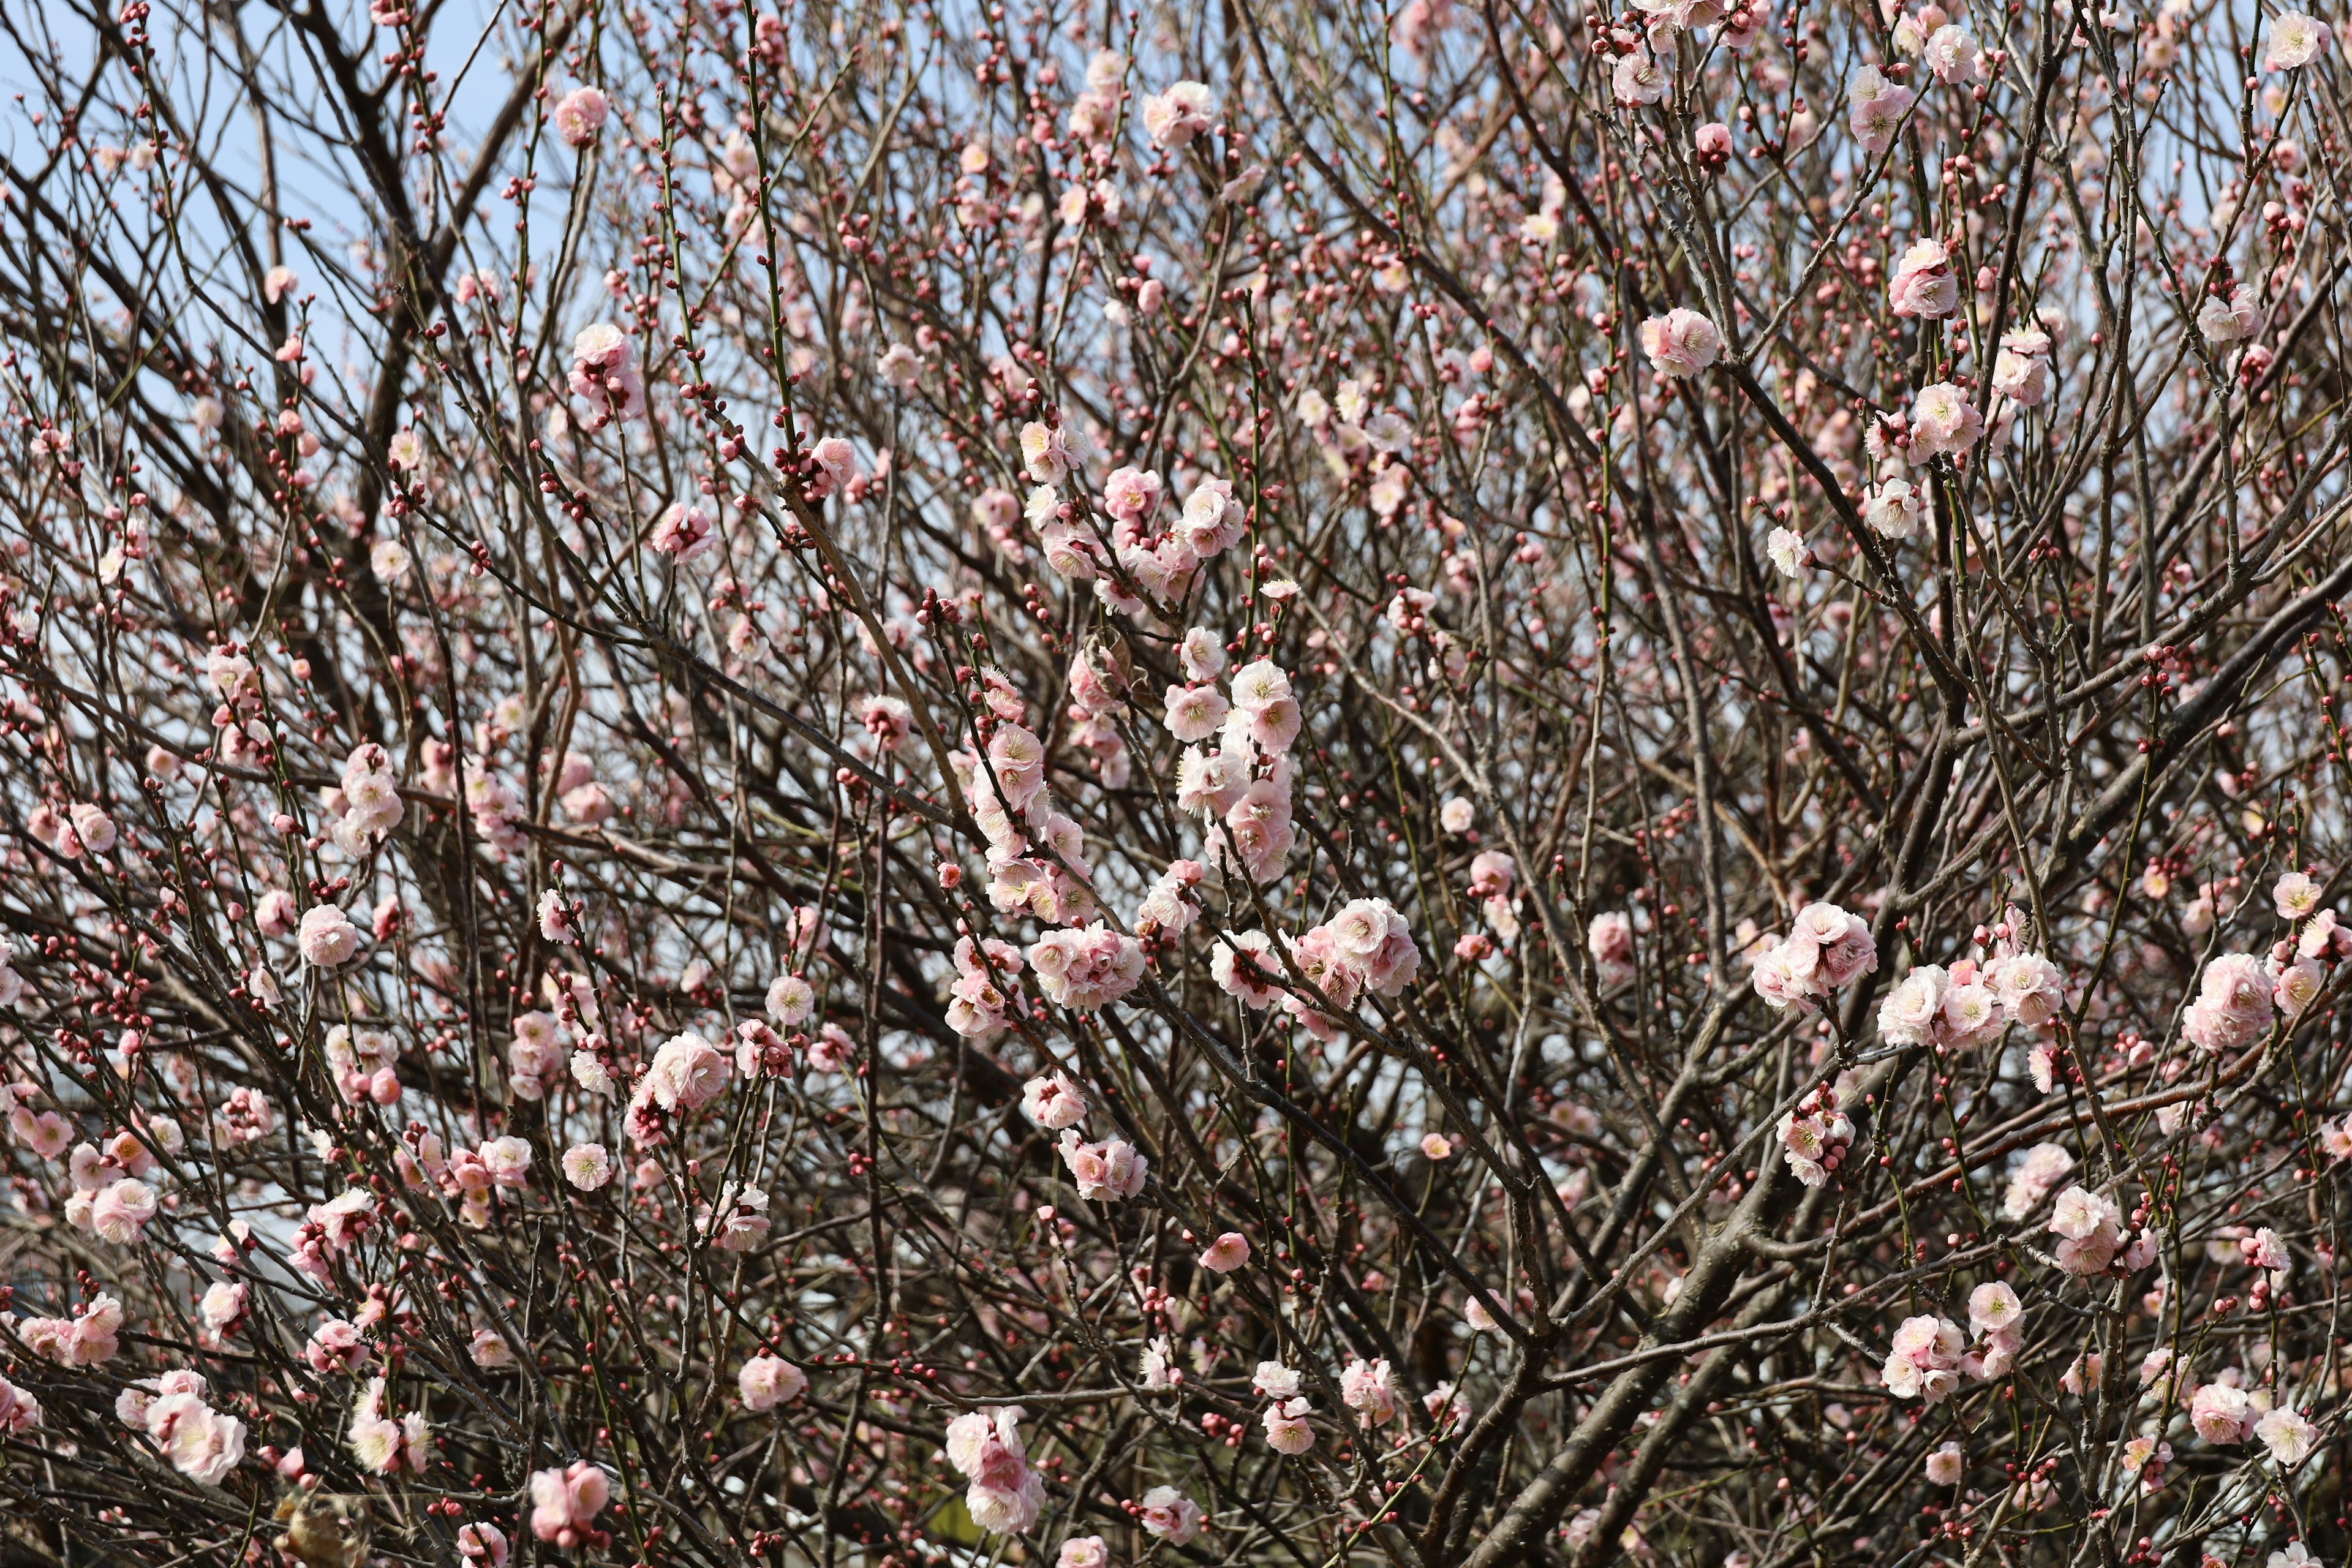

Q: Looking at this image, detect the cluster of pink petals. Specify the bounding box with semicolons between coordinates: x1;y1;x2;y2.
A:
1750;901;1877;1012
1136;1485;1204;1544
123;1370;244;1484
945;1406;1046;1534
1961;1282;2024;1379
2000;1142;2074;1218
1210;899;1420;1028
1020;1069;1088;1130
1586;910;1635;984
550;85;608;148
347;1374;430;1474
1880;1314;1965;1404
1139;81;1215;147
649;502;714;563
1776;1071;1859;1186
1887;238;1958;318
327;1023;403;1107
19;1292;124;1366
332;742;403;851
1340;1357;1401;1426
738;1353;809;1411
1029;922;1145;1011
0;1373;40;1432
1637;308;1721;377
695;1182;771;1251
1057;1129;1147;1202
529;1461;612;1547
567;323;644;427
2046;1184;2156;1276
1847;65;1915;153
292;1188;375;1283
2182;952;2277;1052
1878;921;2064;1050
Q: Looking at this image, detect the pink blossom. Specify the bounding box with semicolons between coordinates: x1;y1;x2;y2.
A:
1022;1071;1088;1129
1140;81;1215;146
146;1388;246;1483
457;1524;510;1568
2184;952;2276;1052
1262;1396;1314;1453
1137;1486;1204;1545
2188;1379;2253;1444
89;1177;156;1244
1907;382;1984;460
1200;1231;1251;1272
1341;1357;1400;1425
551;86;609;148
2198;285;2261;345
1887;239;1958;318
1058;1129;1148;1201
530;1461;613;1546
1638;309;1722;377
649;502;714;562
1847;66;1915;153
945;1408;1046;1534
561;1143;613;1189
739;1354;809;1411
647;1031;731;1111
0;1374;41;1433
1880;1314;1965;1404
297;905;363;967
2264;11;2330;69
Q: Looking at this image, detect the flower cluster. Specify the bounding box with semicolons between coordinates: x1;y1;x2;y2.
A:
944;1407;1047;1534
527;1462;612;1548
1750;901;1877;1012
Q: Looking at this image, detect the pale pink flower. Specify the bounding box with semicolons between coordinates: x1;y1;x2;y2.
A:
480;1135;532;1187
147;1389;246;1483
1341;1357;1400;1425
1924;23;1981;81
1638;308;1722;377
1887;239;1958;318
2265;11;2330;69
1992;329;2052;404
1907;381;1984;460
2190;1379;2253;1443
739;1354;809;1411
2255;1404;2318;1466
1140;81;1216;146
297;904;363;967
1262;1396;1314;1453
1200;1231;1251;1272
646;1031;731;1112
561;1142;613;1190
649;502;714;562
530;1461;612;1545
457;1524;510;1568
1137;1486;1203;1545
2184;952;2276;1052
1022;1071;1088;1130
1612;52;1665;104
90;1177;157;1244
1057;1129;1147;1201
2275;955;2325;1017
1847;66;1915;152
2275;870;2323;919
551;86;609;148
2198;285;2261;345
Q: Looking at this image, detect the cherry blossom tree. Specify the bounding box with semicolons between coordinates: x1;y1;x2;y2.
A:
0;0;2346;1563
